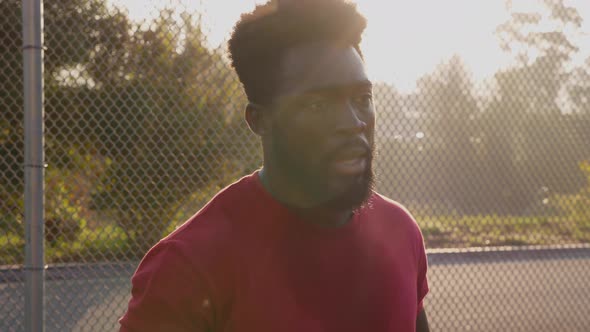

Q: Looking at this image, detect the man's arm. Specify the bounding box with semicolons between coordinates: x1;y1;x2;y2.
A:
416;308;430;332
413;211;430;332
119;240;213;331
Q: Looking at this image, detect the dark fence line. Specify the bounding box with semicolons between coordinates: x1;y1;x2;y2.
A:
3;245;590;283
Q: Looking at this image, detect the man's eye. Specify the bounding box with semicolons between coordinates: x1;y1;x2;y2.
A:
354;94;373;108
302;100;329;112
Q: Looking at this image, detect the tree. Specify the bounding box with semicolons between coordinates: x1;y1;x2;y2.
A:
0;0;130;232
89;10;252;254
0;0;25;225
482;0;588;214
414;56;481;212
1;0;256;259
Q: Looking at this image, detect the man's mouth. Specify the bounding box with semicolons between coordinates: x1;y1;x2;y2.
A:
330;147;369;175
332;156;367;175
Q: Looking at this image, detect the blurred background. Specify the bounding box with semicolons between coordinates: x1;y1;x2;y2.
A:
1;0;589;330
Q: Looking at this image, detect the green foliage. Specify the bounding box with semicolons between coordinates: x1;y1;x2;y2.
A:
1;0;257;261
1;0;130;217
44;151;107;246
413;161;590;249
416;56;481;212
549;161;590;224
0;0;25;220
0;232;24;266
0;215;131;265
475;0;588;213
375;0;590;215
0;212;24;265
2;0;589;266
417;213;588;248
43;223;130;264
163;167;249;236
2;160;589;264
84;10;253;253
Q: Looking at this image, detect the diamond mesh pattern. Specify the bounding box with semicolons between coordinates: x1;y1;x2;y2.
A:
1;0;589;331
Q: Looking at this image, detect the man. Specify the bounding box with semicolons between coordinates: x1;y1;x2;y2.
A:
119;0;430;331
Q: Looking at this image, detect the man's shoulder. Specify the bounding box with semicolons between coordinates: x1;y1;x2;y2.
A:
366;193;426;256
160;172;259;253
366;192;422;231
128;174;260;300
367;192;414;217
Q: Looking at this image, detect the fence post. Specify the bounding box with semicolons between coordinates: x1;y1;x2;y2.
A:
22;0;45;331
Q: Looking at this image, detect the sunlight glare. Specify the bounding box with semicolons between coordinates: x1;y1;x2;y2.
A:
109;0;590;93
356;0;511;92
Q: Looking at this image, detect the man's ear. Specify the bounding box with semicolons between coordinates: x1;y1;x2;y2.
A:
245;103;271;136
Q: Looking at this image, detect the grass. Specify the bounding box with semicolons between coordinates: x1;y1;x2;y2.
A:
0;223;131;266
418;214;590;248
0;232;24;266
1;214;589;265
45;224;131;263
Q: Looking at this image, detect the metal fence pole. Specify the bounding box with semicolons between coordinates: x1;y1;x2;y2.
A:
22;0;45;331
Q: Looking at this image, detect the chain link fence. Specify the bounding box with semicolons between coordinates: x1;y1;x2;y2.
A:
1;0;589;331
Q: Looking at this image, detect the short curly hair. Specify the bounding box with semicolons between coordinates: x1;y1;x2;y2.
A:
228;0;368;105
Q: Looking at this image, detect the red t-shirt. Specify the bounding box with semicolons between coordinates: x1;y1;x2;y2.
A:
120;172;429;332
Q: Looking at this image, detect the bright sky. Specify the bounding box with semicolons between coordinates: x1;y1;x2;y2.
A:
109;0;590;93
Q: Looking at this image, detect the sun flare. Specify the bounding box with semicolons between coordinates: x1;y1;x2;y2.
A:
112;0;590;93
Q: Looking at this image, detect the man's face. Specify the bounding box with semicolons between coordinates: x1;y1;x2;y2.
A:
268;43;376;210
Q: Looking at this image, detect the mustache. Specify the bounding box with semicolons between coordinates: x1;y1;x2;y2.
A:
325;138;373;162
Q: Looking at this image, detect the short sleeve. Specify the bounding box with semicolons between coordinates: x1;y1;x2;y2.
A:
119;240;214;332
415;228;429;314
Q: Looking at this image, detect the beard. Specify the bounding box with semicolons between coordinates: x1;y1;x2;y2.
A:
270;132;375;211
322;162;375;211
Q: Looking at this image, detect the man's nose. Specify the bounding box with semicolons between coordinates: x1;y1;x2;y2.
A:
334;101;368;135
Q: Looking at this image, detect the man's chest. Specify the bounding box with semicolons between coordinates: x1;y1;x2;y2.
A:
226;231;419;332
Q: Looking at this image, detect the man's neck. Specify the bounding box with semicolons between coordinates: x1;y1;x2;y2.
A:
259;168;353;227
293;206;354;228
